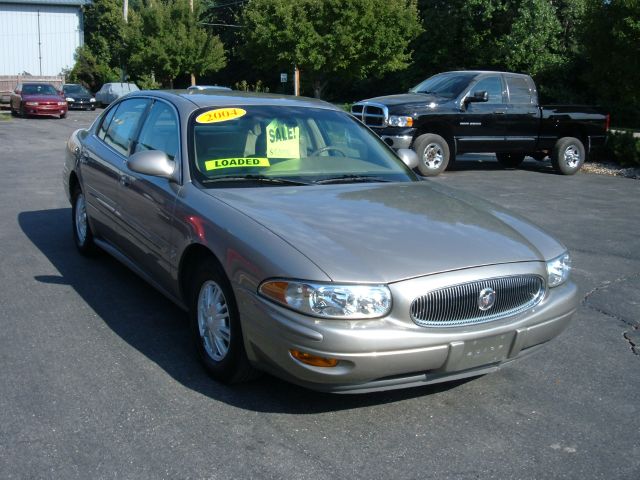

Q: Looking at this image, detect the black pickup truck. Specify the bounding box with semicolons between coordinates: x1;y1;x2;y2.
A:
352;71;609;176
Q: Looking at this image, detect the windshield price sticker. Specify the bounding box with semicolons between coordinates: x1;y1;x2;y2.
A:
266;119;300;158
204;157;270;171
196;108;246;124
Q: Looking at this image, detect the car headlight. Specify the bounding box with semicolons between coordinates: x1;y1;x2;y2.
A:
25;101;39;106
90;98;96;102
546;252;571;287
66;97;74;102
259;280;392;319
387;115;414;127
58;101;67;106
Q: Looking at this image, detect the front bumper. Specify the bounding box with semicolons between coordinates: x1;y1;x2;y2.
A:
237;262;579;393
23;105;67;116
68;100;95;110
371;127;417;150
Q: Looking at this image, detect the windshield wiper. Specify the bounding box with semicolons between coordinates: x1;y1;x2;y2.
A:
314;175;392;185
201;174;311;186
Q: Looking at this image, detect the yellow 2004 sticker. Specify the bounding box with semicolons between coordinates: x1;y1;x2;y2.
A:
204;157;270;171
196;108;246;124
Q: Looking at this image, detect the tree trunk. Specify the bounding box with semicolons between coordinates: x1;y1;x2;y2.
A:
312;79;327;99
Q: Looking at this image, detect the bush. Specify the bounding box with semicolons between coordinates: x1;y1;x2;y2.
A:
607;131;640;167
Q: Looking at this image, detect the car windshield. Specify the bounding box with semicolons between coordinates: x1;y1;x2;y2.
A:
64;85;90;95
409;72;477;99
22;84;58;95
190;105;417;186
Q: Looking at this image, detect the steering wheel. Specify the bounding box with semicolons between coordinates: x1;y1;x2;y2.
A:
309;146;347;157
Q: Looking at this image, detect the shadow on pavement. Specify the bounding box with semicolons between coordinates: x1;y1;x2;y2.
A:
448;155;558;175
19;208;470;413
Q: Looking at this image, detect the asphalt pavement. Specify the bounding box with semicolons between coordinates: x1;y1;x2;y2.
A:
0;109;638;479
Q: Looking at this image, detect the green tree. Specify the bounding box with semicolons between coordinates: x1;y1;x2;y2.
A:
127;0;226;88
240;0;422;98
83;0;127;72
581;0;640;127
67;46;120;91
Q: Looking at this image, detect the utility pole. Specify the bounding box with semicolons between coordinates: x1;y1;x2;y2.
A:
190;0;196;86
122;0;128;82
294;65;300;96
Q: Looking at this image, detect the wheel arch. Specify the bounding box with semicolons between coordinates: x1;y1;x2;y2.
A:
414;122;456;154
178;243;226;305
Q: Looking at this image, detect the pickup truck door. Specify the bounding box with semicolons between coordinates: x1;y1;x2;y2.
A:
503;75;539;151
455;75;507;153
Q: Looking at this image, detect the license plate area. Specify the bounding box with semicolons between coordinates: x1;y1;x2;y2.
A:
457;333;514;370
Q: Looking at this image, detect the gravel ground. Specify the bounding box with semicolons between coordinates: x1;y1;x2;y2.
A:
582;161;640;179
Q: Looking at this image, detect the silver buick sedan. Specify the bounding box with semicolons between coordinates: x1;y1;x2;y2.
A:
63;90;578;393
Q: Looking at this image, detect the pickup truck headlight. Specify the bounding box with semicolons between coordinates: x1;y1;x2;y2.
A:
259;280;391;319
387;115;414;127
546;252;571;287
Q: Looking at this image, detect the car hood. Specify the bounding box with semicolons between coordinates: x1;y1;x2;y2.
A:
65;93;92;100
206;182;564;283
358;93;448;108
21;94;63;102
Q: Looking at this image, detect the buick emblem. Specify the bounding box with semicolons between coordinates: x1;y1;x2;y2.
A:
478;287;496;311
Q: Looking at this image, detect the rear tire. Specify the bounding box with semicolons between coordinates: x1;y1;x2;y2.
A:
551;137;585;175
413;133;451;176
71;187;97;256
496;152;525;168
189;258;256;384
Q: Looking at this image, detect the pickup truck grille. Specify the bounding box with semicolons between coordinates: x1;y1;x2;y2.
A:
410;275;545;328
351;102;388;128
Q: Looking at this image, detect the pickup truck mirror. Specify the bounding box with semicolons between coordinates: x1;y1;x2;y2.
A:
465;91;489;104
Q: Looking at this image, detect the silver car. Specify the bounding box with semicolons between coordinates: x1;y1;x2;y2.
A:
94;82;140;107
63;90;578;393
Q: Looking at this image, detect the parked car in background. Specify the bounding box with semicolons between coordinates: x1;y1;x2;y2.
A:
63;90;579;393
95;82;139;107
352;71;609;176
10;82;68;118
187;85;232;92
63;84;96;110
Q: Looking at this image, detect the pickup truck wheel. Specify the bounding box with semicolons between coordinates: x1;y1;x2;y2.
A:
552;137;585;175
496;152;525;168
189;258;256;384
413;133;450;176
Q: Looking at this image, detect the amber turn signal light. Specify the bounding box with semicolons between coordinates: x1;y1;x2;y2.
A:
290;349;339;367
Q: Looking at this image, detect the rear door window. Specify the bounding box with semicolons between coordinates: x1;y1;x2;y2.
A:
506;76;534;105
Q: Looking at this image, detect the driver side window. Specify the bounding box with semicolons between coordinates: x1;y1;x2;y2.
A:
472;77;504;104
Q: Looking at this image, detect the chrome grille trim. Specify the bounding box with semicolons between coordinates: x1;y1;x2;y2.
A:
410;275;546;328
351;101;389;128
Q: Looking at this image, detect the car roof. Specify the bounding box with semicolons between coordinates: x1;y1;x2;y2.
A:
129;90;341;111
21;82;56;86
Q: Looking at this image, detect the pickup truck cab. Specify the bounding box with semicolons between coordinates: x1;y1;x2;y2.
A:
352;71;609;176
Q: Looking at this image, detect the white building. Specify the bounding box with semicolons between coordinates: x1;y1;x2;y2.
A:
0;0;88;76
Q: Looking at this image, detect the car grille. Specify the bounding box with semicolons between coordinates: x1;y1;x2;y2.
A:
351;102;387;127
410;275;545;327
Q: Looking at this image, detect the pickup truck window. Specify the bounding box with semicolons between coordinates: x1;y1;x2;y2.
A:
472;77;504;104
506;76;534;105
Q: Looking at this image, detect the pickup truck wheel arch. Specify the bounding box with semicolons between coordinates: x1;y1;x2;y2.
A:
413;133;451;176
551;137;585;175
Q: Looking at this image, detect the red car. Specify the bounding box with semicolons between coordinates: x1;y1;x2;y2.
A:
10;83;68;118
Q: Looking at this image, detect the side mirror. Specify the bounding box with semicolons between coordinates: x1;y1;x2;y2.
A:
465;91;489;104
397;148;419;169
127;150;177;180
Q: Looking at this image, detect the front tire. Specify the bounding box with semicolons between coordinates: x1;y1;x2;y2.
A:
71;187;97;256
189;259;255;384
496;152;525;168
551;137;585;175
413;133;451;176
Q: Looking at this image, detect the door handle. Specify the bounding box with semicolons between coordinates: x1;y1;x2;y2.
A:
493;110;506;115
119;175;131;187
